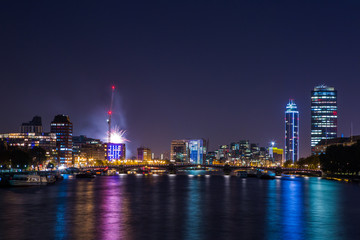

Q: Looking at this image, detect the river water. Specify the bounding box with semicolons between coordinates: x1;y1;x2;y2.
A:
0;173;359;240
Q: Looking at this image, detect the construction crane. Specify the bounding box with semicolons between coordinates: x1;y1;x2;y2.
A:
107;85;115;145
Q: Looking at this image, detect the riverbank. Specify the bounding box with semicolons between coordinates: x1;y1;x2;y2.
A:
322;173;360;183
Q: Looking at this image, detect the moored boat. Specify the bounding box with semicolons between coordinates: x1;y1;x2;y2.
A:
9;174;45;186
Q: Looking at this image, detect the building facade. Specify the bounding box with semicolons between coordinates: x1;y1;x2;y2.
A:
73;135;105;166
137;147;152;162
268;146;284;165
170;139;207;164
170;140;189;163
105;143;126;161
0;132;56;161
285;99;299;162
311;85;337;153
20;116;43;133
313;136;360;155
188;139;207;164
50;115;73;166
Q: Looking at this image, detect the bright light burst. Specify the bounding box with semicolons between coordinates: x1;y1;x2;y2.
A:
107;126;130;144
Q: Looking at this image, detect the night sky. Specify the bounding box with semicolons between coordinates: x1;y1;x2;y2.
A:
1;0;360;158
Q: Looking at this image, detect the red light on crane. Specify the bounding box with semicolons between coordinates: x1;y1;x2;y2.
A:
108;111;112;115
112;85;115;90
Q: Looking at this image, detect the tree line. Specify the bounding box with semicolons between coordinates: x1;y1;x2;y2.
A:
320;141;360;174
0;142;47;169
283;155;320;169
283;141;360;175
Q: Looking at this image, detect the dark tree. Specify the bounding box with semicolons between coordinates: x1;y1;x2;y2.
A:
9;148;31;169
28;147;47;170
320;142;360;174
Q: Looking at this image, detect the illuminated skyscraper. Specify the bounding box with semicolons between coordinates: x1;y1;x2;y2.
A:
50;115;73;166
311;85;337;153
285;100;299;162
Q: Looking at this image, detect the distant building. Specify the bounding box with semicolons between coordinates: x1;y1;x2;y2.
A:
217;145;230;161
137;147;152;161
268;147;284;164
170;140;189;163
206;151;217;164
105;143;126;161
170;139;207;164
230;142;240;158
0;132;56;160
311;85;337;153
20;116;43;133
212;140;271;166
73;135;105;166
239;140;251;161
188;139;207;164
313;136;360;155
50;115;73;166
285;99;299;162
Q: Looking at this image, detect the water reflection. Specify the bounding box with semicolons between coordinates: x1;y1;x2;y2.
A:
0;175;359;240
281;178;305;240
55;181;68;240
185;177;202;239
100;176;128;240
306;178;342;240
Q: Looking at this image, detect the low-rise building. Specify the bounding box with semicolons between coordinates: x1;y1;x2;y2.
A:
0;132;56;161
313;136;360;155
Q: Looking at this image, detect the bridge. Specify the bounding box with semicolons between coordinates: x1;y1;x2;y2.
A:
84;164;322;176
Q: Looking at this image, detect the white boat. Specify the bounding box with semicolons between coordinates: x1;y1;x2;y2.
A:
9;174;46;186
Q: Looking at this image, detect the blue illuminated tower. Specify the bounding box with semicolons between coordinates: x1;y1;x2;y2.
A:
285;100;299;162
311;85;337;153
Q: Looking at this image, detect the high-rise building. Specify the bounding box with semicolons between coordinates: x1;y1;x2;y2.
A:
20;116;43;133
188;139;207;164
311;85;337;153
137;147;152;161
50;115;73;166
285;99;299;162
170;140;189;163
170;139;207;164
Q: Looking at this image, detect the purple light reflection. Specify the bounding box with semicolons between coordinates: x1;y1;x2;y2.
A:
100;177;129;240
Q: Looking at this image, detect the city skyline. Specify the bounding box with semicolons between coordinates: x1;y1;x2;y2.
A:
0;83;355;159
1;1;360;158
1;2;360;240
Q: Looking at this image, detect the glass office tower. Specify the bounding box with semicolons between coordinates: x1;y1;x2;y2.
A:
311;85;337;153
50;115;73;166
285;100;299;162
